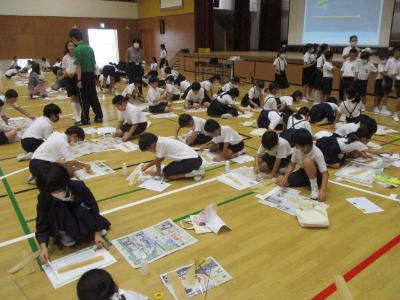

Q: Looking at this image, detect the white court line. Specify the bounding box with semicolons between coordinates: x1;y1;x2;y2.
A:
0;177;218;248
329;180;400;203
0;167;29;180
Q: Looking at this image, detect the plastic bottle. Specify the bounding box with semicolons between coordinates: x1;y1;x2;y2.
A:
91;130;96;139
224;160;230;173
122;163;128;175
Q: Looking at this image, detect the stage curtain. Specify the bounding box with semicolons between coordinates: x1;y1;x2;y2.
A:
259;0;282;51
195;0;214;50
233;0;250;51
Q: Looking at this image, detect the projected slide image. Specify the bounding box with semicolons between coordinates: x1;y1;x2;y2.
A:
303;0;384;45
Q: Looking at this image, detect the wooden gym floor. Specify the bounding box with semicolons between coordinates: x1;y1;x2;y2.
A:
0;71;399;300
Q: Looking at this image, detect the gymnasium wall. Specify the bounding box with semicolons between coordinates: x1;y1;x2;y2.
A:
137;0;194;18
0;16;139;63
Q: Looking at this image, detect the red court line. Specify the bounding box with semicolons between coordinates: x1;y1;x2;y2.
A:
311;234;400;300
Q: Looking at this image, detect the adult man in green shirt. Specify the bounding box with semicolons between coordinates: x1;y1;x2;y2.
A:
69;28;103;125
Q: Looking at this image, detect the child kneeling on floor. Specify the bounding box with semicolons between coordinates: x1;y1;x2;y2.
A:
113;95;147;142
176;114;212;145
200;119;245;161
36;163;111;265
254;131;292;179
77;269;148;300
139;132;203;180
276;129;328;201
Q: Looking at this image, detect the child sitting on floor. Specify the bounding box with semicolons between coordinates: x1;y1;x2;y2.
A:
176;114;212;145
207;88;244;119
113;95;147;142
276;129;328;201
18;103;62;161
139;132;203;180
200;119;245;161
77;269;148;300
36;163;110;264
146;77;171;114
254;131;292;179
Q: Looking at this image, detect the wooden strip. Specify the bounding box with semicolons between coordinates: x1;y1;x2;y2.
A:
57;255;104;273
334;275;354;300
7;250;40;274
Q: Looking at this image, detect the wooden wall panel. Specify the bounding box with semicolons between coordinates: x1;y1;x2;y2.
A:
0;15;139;62
234;61;255;78
254;62;275;82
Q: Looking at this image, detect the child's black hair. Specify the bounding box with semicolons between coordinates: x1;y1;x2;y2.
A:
164;67;172;74
360;51;370;60
349;48;358;56
204;119;221;133
324;50;334;61
268;82;279;93
31;62;41;74
112;95;127;105
65;126;85;141
41;57;46;62
209;74;221;82
36;163;71;194
148;77;159;84
291;128;313;146
5;89;18;99
222;87;239;98
231;76;240;84
165;75;175;83
138;132;158;151
276;47;286;57
345;86;361;103
178;113;194;127
77;269;117;300
158;80;166;87
160;43;166;50
326;96;338;105
69;28;83;41
261;131;279;150
64;40;74;54
191;82;201;91
151;56;157;63
304;43;313;53
43;103;62;119
294;106;310;120
291;90;303;101
320;43;329;54
255;80;265;89
349;35;358;41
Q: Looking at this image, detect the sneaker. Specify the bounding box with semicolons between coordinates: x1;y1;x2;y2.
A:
221;114;233;119
185;169;205;178
94;118;103;123
27;175;36;185
16;152;33;161
381;106;392;116
59;231;76;247
74;121;83;126
373;107;380;114
393;114;400;122
310;190;319;200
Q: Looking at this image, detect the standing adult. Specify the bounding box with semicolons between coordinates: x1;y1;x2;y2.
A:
126;39;144;95
342;35;361;60
69;28;103;125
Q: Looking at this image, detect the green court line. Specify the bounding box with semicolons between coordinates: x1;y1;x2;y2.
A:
0;167;38;256
380;137;400;147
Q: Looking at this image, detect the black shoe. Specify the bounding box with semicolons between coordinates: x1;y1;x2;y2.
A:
94;118;103;123
75;121;82;126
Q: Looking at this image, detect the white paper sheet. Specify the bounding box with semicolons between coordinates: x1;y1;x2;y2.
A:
367;141;382;149
314;130;332;140
240;120;257;127
185;108;207;113
96;127;116;136
113;142;139;152
43;246;116;289
238;112;254;119
200;150;225;167
73;160;115;180
202;204;231;234
231;154;254;164
139;179;171;192
217;166;260;190
346;197;384;214
335;163;377;184
249;128;267;137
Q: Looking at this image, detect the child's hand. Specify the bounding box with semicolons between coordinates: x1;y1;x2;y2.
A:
265;173;274;179
276;175;287;187
94;232;107;249
122;133;130;142
318;190;326;202
39;245;49;265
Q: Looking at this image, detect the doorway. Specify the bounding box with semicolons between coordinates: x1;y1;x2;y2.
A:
88;29;119;68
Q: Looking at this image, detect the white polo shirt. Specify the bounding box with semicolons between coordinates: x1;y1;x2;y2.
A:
119;103;147;125
147;86;164;106
335;122;360;137
32;132;73;162
384;57;399;76
267;111;284;130
257;137;291;159
291;145;327;172
337;137;368;153
287;116;312;133
5;68;18;77
22;116;52;140
156;137;198;161
212;125;243;145
263;94;278;110
217;94;235;106
180;80;191;92
341;59;358;77
376;61;385;80
0;97;19;116
186;88;205;103
222;82;233;92
338;100;362;118
248;86;263;99
200;80;213;92
191;116;209;136
323;61;334;78
356;61;377;80
273;57;287;71
122;83;136;98
166;83;180;95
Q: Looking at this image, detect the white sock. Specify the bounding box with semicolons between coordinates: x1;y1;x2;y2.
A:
309;178;318;192
71;102;81;122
